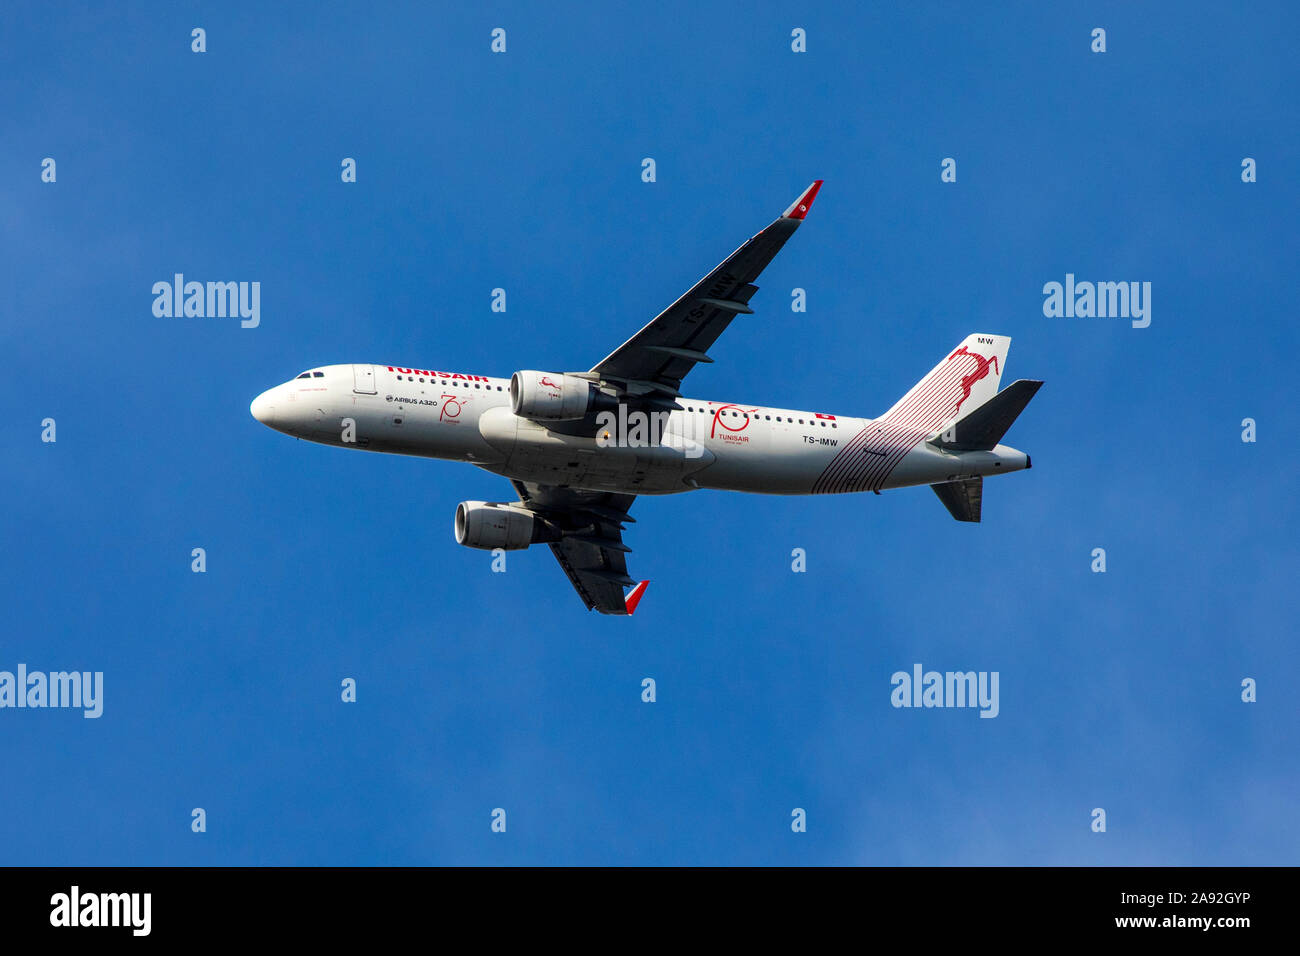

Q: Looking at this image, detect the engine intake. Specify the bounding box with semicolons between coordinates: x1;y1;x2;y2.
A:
510;371;596;421
454;501;558;551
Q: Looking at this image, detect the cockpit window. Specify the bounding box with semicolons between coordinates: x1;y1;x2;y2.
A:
313;371;324;378
296;373;311;379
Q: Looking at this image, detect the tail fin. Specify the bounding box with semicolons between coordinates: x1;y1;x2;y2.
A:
931;379;1044;451
931;477;983;522
881;334;1011;429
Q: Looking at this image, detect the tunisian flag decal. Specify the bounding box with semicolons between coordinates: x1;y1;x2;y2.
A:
815;413;836;420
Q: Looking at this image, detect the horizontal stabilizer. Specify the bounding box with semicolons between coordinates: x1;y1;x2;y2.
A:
931;477;983;523
932;379;1043;452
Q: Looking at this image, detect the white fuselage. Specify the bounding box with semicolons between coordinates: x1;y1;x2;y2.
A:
250;364;1029;496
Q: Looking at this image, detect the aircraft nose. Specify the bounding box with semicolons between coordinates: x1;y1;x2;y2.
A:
250;390;277;425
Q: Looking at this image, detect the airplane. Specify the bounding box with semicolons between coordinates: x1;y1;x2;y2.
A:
250;181;1041;615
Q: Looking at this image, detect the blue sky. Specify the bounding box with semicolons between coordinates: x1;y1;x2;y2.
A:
2;1;1296;865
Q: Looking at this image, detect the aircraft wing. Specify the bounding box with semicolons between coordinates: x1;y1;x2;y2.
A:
511;480;649;615
586;180;823;397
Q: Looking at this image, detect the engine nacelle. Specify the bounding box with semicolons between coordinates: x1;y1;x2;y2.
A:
454;501;556;551
510;371;594;421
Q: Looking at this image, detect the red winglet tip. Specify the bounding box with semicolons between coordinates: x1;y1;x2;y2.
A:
625;580;650;615
783;179;823;220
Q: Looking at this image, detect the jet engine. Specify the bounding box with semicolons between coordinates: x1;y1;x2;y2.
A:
454;501;559;551
510;371;600;421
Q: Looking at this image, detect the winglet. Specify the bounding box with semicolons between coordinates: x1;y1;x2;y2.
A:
625;580;650;615
782;180;823;220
